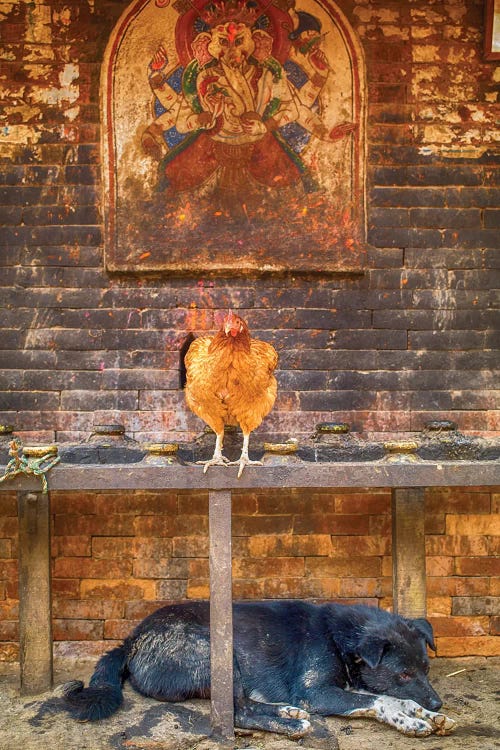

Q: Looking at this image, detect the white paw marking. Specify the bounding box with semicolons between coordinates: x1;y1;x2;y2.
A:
279;705;310;720
370;696;456;736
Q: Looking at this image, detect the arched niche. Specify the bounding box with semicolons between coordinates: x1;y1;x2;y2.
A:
102;0;366;273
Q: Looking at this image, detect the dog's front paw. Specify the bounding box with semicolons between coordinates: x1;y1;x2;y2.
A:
415;707;457;736
288;718;312;738
279;705;310;720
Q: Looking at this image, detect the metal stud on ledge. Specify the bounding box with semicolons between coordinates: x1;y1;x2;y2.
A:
142;443;180;465
383;440;421;463
261;439;301;466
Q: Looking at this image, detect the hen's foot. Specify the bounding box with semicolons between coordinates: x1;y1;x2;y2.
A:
196;455;231;473
230;456;263;479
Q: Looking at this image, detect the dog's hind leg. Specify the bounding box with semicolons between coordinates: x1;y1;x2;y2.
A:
232;660;311;737
234;700;311;738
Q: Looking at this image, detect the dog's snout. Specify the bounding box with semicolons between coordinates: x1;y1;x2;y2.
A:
428;694;442;711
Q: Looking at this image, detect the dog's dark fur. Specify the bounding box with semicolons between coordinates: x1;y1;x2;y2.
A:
63;600;456;737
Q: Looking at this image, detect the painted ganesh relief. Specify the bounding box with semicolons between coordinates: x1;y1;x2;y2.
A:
103;0;366;272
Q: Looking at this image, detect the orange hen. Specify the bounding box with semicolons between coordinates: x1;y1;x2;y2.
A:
184;310;278;477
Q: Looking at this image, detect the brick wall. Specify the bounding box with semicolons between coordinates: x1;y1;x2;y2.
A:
0;0;498;442
0;1;498;660
0;487;499;660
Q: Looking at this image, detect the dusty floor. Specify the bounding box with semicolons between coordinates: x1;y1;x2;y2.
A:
0;657;498;750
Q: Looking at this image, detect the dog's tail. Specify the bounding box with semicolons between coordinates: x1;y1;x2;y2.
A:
63;645;127;721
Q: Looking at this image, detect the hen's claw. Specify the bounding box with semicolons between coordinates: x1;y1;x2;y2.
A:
230;457;263;478
197;456;231;473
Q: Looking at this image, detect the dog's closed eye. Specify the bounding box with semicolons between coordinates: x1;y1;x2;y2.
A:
398;671;414;682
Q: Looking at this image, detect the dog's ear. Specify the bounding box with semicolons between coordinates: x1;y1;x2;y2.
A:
356;634;389;668
411;618;436;651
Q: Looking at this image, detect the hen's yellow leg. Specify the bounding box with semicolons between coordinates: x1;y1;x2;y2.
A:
232;432;263;478
197;432;231;473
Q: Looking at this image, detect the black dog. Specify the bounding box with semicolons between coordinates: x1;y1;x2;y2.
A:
63;600;456;737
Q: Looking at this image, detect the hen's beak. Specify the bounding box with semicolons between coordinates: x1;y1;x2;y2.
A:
224;310;237;337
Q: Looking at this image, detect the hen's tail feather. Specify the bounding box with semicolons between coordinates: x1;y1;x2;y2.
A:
62;645;127;721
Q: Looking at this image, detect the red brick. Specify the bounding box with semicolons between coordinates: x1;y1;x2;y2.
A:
0;601;18;619
52;535;91;557
54;557;132;579
427;577;490;596
263;577;340;599
125;600;170;619
0;561;17;582
92;536;136;559
177;493;208;515
455;557;500;576
94;491;178;515
0;620;18;640
426;597;452;616
133;558;189;579
80;579;157;600
256;491;336;515
339;578;392;598
53;599;124;619
446;514;500;536
0;643;19;662
293;514;370;535
54;514;136;536
0;518;18;537
335;492;391;514
424;514;446;534
425;489;491;514
232;493;258;515
0;539;12;558
133;538;174;559
172;536;209;557
369;515;392;536
233;515;293;535
156;580;187;600
187;580;210;598
52;578;80;598
331;535;390;556
246;533;332;557
133;516;176;537
429;616;489;637
53;619;103;641
426;556;454;576
306;557;381;578
174;515;209;535
425;535;489;556
436;636;500;657
51;491;100;515
103;619;139;639
233;557;304;578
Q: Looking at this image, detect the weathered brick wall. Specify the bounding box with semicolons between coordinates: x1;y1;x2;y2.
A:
0;487;499;660
0;0;498;441
0;1;498;660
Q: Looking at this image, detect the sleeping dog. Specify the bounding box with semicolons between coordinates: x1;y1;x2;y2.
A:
63;600;456;737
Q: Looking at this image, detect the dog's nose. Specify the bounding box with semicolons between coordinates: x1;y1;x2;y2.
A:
428;694;442;711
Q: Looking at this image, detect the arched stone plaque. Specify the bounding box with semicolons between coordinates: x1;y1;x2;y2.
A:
103;0;366;272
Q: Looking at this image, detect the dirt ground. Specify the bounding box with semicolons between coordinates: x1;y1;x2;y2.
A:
0;657;498;750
